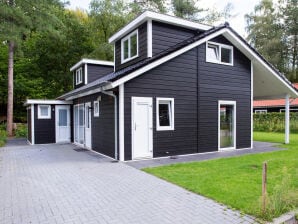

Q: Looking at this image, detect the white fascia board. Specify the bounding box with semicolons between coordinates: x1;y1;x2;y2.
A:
70;59;114;71
109;11;211;43
109;28;227;88
25;99;73;105
223;30;298;98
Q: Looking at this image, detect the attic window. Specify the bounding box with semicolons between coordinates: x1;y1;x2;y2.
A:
76;68;82;85
206;42;233;65
121;30;138;63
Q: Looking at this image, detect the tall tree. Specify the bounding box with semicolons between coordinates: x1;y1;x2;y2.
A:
0;0;63;135
172;0;205;21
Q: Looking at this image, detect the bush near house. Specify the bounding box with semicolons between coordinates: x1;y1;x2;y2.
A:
0;123;27;147
0;124;6;147
254;112;298;133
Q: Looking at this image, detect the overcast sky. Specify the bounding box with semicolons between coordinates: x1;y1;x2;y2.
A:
67;0;261;37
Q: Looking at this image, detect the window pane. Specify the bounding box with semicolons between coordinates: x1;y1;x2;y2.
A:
59;109;67;126
130;34;137;57
207;44;219;61
159;103;170;126
124;40;129;59
40;106;49;116
220;105;234;148
221;47;231;63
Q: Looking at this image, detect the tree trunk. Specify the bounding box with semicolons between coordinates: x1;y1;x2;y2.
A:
6;40;14;136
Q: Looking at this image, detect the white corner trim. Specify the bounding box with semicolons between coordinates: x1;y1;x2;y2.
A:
110;28;227;88
113;44;116;72
31;104;35;145
223;30;298;98
218;100;236;151
156;98;174;131
251;61;253;149
285;94;290;144
109;11;211;43
70;59;114;71
119;84;125;161
84;64;88;84
147;20;152;58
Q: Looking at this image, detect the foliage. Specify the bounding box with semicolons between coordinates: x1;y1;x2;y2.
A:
0;124;6;146
14;123;27;138
253;112;298;133
245;0;298;82
144;132;298;221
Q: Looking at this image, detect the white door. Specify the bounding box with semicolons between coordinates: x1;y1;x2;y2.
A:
56;105;71;143
132;97;153;159
85;102;92;149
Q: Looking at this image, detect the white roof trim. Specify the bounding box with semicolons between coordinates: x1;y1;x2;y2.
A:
25;99;73;106
107;28;298;99
109;28;227;88
70;59;114;71
109;11;211;43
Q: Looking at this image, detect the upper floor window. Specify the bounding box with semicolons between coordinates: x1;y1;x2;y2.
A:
38;105;51;119
206;42;233;66
121;30;138;64
76;68;82;85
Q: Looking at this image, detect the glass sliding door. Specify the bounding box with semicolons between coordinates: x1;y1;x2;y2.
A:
219;101;236;149
74;104;85;145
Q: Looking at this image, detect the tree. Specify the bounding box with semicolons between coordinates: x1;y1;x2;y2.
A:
172;0;205;21
0;0;63;135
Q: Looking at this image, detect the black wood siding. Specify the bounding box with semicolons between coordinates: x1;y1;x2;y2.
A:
124;48;198;160
115;22;147;71
34;105;56;144
27;107;32;143
87;64;113;83
74;93;116;158
152;21;197;56
197;36;251;151
73;65;85;89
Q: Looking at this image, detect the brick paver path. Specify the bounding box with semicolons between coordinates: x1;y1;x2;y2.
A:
0;143;257;224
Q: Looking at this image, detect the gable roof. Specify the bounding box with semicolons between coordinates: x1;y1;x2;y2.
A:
70;59;114;72
58;23;298;101
109;11;211;43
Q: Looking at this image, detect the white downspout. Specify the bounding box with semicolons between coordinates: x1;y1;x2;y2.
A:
101;90;118;160
285;94;290;144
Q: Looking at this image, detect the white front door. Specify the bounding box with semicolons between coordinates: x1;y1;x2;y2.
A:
132;97;153;159
85;102;92;149
55;105;71;143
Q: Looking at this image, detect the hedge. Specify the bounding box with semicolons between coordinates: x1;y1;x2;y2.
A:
254;112;298;133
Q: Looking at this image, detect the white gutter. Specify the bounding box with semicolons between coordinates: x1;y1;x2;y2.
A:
101;90;118;160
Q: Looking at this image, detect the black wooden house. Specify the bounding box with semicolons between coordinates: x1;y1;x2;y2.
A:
26;11;298;160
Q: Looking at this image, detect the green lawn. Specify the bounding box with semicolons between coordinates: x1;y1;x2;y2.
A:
144;132;298;220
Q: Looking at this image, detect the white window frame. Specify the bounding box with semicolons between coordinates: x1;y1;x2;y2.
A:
94;101;99;117
218;100;236;150
255;109;267;114
156;98;174;131
75;67;83;85
206;41;233;66
121;30;139;64
38;105;51;119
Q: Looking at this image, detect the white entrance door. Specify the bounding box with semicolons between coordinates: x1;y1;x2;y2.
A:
85;102;92;149
132;97;153;159
55;105;71;143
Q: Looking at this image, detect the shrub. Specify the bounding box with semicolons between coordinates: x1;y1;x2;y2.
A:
0;129;7;147
254;112;298;133
14;123;27;138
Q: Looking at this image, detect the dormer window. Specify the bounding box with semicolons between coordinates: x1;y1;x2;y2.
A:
121;30;138;63
76;68;82;85
206;42;233;66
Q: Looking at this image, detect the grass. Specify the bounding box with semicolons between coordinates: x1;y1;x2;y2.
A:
143;132;298;220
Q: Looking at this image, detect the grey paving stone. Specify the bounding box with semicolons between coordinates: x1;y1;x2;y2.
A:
0;142;259;224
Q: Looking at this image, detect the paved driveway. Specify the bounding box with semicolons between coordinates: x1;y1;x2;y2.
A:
0;142;257;224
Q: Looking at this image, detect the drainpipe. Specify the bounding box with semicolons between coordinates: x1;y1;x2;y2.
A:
101;90;118;160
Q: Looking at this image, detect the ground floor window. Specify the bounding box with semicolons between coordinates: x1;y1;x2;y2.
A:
219;101;236;149
74;104;85;144
156;98;174;131
38;105;51;119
